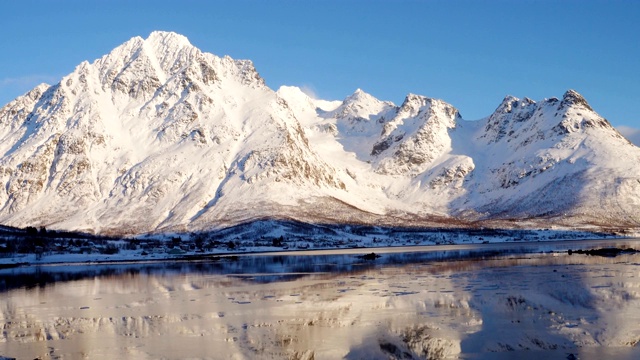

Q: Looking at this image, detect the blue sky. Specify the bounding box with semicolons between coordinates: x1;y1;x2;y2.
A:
1;0;638;128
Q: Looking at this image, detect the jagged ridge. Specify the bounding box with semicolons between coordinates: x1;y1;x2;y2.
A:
0;31;638;235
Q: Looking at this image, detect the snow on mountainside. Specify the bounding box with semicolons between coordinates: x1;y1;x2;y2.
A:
459;91;640;227
0;31;638;235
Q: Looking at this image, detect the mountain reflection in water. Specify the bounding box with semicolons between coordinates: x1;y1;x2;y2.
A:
1;240;640;359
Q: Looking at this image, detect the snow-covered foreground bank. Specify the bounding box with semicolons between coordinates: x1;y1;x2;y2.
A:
2;239;640;359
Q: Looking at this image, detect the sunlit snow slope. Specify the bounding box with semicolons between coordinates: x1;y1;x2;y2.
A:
0;31;638;235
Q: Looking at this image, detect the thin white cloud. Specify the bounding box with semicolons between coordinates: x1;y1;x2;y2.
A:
0;74;59;87
0;74;61;106
299;84;319;100
617;125;640;147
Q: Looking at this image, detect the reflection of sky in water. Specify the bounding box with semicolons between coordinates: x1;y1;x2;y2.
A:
1;240;640;359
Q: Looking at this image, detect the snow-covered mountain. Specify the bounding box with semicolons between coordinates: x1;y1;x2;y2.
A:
0;31;638;235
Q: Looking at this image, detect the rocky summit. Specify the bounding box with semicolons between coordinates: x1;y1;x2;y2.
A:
0;31;638;235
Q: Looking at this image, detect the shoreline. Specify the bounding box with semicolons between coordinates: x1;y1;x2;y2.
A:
1;236;638;270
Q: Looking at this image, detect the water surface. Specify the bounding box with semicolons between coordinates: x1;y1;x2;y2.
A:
2;239;640;359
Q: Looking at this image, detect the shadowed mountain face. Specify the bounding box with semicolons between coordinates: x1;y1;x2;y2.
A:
0;31;638;235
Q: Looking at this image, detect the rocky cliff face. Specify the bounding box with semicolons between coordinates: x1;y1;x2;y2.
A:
371;94;461;175
0;31;638;234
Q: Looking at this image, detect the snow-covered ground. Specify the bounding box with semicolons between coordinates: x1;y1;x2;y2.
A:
0;220;626;267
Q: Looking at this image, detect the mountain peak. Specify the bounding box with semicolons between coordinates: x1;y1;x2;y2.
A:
493;95;536;115
560;89;593;111
402;93;423;102
344;88;377;103
398;93;449;118
146;31;192;49
495;95;519;112
330;89;394;123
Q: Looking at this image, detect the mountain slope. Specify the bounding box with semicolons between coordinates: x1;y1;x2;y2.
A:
0;32;347;234
457;91;640;227
0;31;638;235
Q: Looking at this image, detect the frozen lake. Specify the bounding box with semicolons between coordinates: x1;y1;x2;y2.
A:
2;239;640;359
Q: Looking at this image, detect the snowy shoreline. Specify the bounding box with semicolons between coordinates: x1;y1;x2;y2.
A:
0;232;633;269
